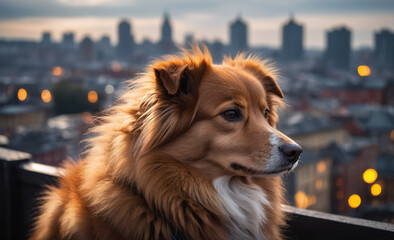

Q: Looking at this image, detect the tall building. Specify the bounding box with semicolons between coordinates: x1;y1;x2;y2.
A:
281;16;304;61
41;32;51;46
97;35;111;50
211;40;224;63
374;29;394;70
230;17;248;55
158;13;176;54
160;13;173;44
62;32;74;48
117;19;135;61
80;36;95;62
184;33;195;48
325;27;351;70
97;35;112;61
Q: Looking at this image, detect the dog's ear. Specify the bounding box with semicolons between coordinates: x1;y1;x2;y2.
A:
263;76;283;98
154;65;190;95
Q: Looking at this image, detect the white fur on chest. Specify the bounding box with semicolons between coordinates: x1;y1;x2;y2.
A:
213;176;270;240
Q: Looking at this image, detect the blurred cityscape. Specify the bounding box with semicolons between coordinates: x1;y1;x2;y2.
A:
0;12;394;224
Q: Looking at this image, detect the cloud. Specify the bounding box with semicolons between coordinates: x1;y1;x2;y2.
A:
57;0;114;6
1;0;393;20
57;0;136;7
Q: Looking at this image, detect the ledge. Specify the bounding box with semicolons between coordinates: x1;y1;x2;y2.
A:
1;147;394;239
283;205;394;239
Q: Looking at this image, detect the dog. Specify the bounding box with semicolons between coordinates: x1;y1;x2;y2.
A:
30;47;301;240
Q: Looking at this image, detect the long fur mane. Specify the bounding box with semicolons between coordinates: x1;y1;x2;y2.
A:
31;47;286;240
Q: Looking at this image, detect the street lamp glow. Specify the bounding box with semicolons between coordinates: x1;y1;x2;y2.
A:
17;88;27;101
52;66;64;76
348;194;361;208
41;89;52;103
363;169;378;184
357;65;371;77
88;91;98;103
371;183;382;196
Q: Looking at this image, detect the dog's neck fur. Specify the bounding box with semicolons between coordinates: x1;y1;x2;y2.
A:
213;176;270;240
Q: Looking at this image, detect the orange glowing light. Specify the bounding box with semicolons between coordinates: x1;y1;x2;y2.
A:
308;195;316;206
336;177;343;187
17;88;27;101
363;169;378;184
295;191;316;209
348;194;361;208
87;91;98;103
315;179;323;190
317;161;326;173
52;66;64;76
336;191;344;200
390;130;394;141
41;89;52;103
111;62;122;72
357;65;371;77
371;183;382;196
295;191;308;209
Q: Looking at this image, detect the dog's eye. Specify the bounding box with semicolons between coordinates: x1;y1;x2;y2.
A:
222;108;243;122
264;108;270;120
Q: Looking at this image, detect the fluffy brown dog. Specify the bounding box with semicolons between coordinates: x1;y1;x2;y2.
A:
31;47;301;240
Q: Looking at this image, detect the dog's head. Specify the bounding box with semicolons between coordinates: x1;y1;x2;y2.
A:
142;47;301;178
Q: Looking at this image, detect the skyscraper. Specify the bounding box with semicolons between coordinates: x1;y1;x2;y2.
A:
41;32;51;46
374;29;394;70
117;19;135;61
281;16;304;61
80;36;95;62
159;13;175;53
97;35;112;61
230;17;248;55
62;32;74;48
160;13;173;44
184;33;195;48
325;27;351;70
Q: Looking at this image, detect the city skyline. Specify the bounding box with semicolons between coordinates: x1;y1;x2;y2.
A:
0;0;394;49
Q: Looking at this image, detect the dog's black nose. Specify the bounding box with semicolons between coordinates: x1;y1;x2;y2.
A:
279;143;302;164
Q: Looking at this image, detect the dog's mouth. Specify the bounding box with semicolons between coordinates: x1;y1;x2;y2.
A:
230;160;299;176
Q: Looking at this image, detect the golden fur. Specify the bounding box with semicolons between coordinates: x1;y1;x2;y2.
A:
30;47;297;240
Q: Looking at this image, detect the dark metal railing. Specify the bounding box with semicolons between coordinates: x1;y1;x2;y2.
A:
1;147;393;240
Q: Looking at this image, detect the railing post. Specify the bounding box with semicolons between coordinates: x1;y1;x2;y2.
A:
0;147;31;240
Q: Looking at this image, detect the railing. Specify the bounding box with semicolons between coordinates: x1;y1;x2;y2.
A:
1;147;393;240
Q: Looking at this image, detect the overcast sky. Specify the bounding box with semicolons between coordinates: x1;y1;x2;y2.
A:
0;0;393;49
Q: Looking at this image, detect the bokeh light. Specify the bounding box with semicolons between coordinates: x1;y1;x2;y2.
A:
17;88;27;101
295;191;316;209
111;62;122;72
336;191;344;200
88;91;98;103
41;89;52;103
105;84;114;94
371;183;382;196
357;65;371;77
52;66;64;76
315;179;323;190
317;161;326;173
363;169;378;184
82;112;94;125
295;191;308;208
348;194;361;208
